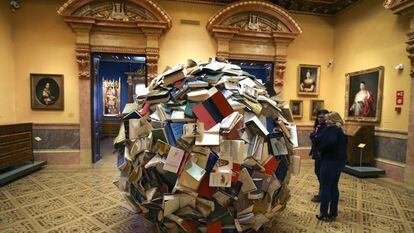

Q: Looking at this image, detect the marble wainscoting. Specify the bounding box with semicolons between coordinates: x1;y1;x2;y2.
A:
374;129;408;182
32;124;80;165
295;125;409;183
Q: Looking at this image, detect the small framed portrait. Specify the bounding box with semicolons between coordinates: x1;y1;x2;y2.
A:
310;100;325;120
30;73;64;110
298;64;320;96
289;100;303;119
345;66;384;123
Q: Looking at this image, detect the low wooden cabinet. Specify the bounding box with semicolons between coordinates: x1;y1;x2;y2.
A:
0;123;33;170
343;124;375;166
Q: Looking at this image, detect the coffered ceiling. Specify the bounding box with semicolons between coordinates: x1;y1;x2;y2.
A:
167;0;361;16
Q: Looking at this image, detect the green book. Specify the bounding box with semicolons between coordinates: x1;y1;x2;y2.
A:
184;101;197;118
152;128;168;144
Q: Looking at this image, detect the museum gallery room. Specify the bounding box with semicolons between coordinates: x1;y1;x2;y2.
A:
1;0;414;232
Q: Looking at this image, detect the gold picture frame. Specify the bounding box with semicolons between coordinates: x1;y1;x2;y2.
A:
290;100;303;119
345;66;384;123
310;100;325;120
30;73;64;110
298;64;320;96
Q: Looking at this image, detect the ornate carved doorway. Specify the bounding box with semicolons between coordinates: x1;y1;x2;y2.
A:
58;0;171;164
207;1;302;96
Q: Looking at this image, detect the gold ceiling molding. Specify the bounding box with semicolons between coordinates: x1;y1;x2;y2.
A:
383;0;414;15
207;0;302;34
58;0;172;29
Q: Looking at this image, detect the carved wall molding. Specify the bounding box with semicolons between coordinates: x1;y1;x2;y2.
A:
384;0;414;15
207;0;302;95
167;0;359;16
90;46;146;54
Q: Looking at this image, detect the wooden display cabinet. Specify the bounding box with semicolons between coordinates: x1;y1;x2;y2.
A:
343;124;375;166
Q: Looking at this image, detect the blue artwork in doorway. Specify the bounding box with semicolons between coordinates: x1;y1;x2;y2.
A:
96;59;145;121
229;60;275;96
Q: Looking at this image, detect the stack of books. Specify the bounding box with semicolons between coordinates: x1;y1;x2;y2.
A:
114;57;299;233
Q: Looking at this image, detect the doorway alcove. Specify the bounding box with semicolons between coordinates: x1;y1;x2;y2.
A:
58;0;172;163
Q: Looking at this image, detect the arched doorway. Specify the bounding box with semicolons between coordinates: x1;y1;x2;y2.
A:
58;0;172;164
206;0;302;96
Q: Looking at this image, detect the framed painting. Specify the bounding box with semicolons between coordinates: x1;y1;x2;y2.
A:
30;73;64;110
345;66;384;123
103;78;121;117
310;100;324;120
290;100;303;119
298;64;320;96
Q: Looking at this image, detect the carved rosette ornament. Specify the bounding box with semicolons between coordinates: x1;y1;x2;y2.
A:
76;51;90;80
207;0;302;96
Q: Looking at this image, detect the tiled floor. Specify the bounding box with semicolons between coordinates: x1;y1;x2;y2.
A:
1;141;414;232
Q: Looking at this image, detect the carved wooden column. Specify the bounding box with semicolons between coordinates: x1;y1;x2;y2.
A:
142;28;163;83
73;24;93;164
384;0;414;185
405;19;414;184
274;58;287;96
145;48;159;83
274;40;291;96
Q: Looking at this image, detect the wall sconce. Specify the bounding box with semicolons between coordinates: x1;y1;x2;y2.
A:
327;59;334;68
10;0;20;12
395;63;404;71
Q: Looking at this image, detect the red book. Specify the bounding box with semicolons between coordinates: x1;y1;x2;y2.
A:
231;163;241;183
261;156;279;175
138;102;151;116
221;120;243;140
181;219;198;233
193;103;217;130
197;175;216;198
210;91;233;117
177;152;190;176
207;220;222;233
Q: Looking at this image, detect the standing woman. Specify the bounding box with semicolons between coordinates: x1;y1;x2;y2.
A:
315;112;347;221
309;109;329;202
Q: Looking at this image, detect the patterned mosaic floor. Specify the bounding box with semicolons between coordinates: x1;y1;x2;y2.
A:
1;145;414;232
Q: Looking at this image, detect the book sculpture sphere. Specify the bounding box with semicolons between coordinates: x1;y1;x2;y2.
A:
115;58;297;232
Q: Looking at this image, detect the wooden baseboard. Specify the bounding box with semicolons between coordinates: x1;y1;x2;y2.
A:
33;150;80;165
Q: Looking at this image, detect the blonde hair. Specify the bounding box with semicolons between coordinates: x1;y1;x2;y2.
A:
326;112;344;127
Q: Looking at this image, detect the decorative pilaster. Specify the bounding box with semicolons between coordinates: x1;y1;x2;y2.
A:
76;48;91;80
274;57;287;96
215;33;235;60
146;48;159;83
406;29;414;167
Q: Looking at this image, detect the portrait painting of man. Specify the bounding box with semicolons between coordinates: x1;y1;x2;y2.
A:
310;100;324;120
290;100;303;119
31;74;64;110
345;66;384;123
